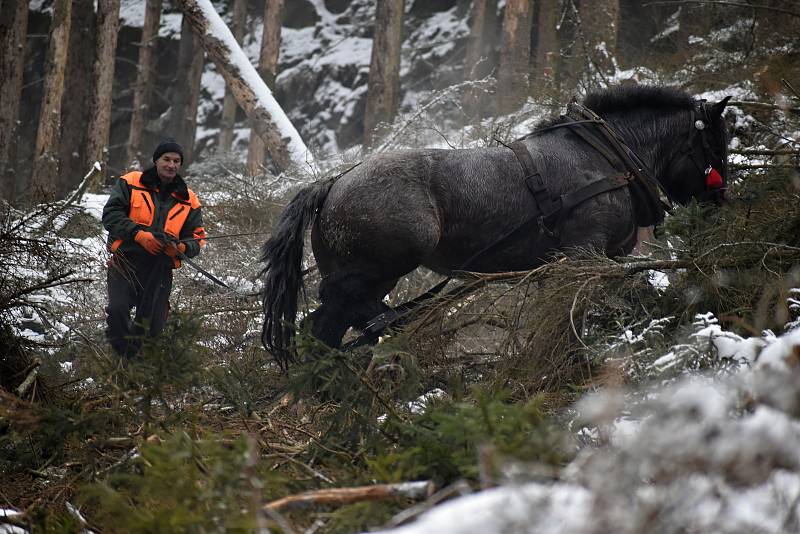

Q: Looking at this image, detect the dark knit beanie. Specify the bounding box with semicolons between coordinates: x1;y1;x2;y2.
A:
152;138;184;163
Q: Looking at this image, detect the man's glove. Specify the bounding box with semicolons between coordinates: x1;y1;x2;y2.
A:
164;241;187;258
134;230;165;255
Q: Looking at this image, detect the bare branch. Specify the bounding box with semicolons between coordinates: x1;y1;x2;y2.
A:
642;1;800;18
264;480;435;512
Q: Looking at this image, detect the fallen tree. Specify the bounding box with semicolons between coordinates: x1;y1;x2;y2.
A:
173;0;311;173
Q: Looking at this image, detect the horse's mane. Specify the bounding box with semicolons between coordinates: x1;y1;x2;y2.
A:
535;85;695;130
583;85;695;115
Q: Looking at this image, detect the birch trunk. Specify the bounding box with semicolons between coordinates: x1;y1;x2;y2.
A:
363;0;405;149
246;0;284;175
0;0;29;203
497;0;534;114
31;0;72;202
85;0;121;191
127;0;162;168
218;0;247;151
173;0;309;172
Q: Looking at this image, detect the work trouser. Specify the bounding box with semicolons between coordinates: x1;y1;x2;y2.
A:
106;254;173;358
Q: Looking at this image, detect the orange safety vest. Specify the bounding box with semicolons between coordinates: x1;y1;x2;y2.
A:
110;171;202;267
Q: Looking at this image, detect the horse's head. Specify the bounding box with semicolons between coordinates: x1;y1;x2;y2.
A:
662;96;731;205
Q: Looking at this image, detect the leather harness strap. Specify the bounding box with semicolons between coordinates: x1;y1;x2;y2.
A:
508;102;675;245
564;103;670;216
509;138;635;239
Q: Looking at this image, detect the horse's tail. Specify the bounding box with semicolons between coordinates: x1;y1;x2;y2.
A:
260;178;334;368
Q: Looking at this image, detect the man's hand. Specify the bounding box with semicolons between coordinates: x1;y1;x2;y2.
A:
134;230;165;255
164;241;187;258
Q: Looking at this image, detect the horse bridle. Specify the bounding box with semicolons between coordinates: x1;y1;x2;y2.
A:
669;100;727;204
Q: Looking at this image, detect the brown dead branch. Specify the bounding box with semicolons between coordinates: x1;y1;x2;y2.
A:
263;480;435;512
642;1;800;19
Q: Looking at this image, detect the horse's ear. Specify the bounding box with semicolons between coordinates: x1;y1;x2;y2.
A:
709;96;732;119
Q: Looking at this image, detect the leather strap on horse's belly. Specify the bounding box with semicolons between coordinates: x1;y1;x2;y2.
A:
509;140;634;237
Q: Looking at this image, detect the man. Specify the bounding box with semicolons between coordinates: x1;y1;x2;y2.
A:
102;139;206;357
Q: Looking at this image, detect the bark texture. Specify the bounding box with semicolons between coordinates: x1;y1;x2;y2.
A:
464;0;491;80
127;0;163;168
58;0;96;197
174;0;303;172
31;0;72;202
363;0;405;149
461;0;499;118
166;15;204;166
85;0;121;189
0;0;29;203
219;0;247;151
532;0;558;94
497;0;534;114
571;0;619;90
247;0;284;175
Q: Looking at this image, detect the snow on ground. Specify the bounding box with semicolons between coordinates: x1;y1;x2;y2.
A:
377;322;800;534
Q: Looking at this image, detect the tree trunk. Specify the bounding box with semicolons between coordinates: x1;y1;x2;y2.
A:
571;0;619;91
218;0;247;152
173;0;309;171
461;0;499;119
58;0;96;198
0;0;29;204
85;0;121;191
31;0;72;202
247;0;284;175
464;0;490;80
363;0;405;149
127;0;162;169
532;0;558;95
167;15;204;166
497;0;534;114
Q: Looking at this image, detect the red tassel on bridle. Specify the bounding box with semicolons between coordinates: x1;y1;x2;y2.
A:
705;166;724;189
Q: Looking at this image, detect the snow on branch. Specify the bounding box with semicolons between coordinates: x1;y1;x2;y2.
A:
174;0;312;172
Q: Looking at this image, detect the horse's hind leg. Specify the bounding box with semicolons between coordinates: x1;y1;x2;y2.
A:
304;270;397;349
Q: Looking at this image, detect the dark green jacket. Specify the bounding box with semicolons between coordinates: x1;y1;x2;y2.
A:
102;167;204;264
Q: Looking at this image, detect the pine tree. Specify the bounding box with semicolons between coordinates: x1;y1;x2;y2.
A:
85;0;121;190
532;0;558;95
173;0;304;172
462;0;499;119
497;0;534;114
0;0;29;203
246;0;284;175
58;0;96;197
167;15;204;166
569;0;620;90
363;0;405;149
31;0;72;202
218;0;247;152
127;0;163;168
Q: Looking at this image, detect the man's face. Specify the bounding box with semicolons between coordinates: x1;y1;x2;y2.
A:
155;152;181;183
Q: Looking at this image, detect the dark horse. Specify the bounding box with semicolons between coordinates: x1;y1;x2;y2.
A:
261;85;730;365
